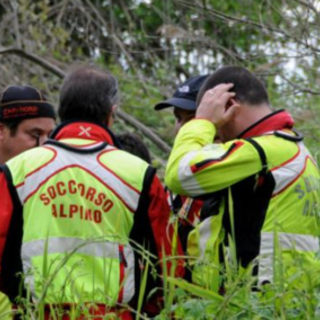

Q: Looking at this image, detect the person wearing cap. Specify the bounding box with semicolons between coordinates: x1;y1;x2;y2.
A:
0;85;55;320
155;75;215;280
0;85;56;164
165;66;320;291
0;66;183;320
155;75;208;134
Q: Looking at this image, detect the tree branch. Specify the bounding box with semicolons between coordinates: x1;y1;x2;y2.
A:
81;0;151;95
293;0;318;15
115;110;171;153
280;74;320;95
176;0;320;54
10;0;22;48
0;46;66;78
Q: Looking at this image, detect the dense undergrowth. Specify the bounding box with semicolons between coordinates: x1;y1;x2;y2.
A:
1;229;320;320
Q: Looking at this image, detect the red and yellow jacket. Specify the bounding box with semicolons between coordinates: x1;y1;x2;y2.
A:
166;110;320;289
0;121;184;319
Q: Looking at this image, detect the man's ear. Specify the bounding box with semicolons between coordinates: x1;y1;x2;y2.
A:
106;105;117;128
0;123;8;140
226;98;238;109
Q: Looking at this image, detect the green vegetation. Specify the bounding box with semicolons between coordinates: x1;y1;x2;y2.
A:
2;234;320;319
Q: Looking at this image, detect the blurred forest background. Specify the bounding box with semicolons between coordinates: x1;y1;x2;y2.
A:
0;0;320;170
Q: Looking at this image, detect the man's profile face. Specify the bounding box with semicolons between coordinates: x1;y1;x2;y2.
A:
0;117;55;163
173;107;195;133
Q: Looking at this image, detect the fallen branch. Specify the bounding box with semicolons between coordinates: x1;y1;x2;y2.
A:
116;110;171;153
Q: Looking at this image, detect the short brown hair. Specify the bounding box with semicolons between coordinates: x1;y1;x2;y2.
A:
197;66;269;107
59;66;118;123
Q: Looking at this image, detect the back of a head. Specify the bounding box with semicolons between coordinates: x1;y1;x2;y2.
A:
59;66;118;123
197;66;269;107
117;133;152;164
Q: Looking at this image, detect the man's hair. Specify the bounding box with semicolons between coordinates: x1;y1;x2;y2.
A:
0;119;23;136
117;133;151;164
197;66;269;107
59;66;119;123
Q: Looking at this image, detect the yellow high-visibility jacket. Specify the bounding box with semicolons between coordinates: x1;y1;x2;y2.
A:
0;293;11;320
0;121;184;313
165;110;320;289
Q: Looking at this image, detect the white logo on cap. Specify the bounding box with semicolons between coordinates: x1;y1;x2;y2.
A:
179;85;190;93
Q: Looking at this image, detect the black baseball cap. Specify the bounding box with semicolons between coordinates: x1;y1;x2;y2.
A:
0;85;56;121
154;75;209;111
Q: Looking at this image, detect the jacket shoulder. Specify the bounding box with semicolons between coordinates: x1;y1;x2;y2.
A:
98;148;152;190
6;146;56;186
250;134;301;169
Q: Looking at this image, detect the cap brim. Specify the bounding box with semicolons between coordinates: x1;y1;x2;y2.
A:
154;98;197;111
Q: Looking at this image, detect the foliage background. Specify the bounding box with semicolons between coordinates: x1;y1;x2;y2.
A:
0;0;320;167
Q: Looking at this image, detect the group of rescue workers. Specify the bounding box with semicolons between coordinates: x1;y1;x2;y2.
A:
0;65;319;319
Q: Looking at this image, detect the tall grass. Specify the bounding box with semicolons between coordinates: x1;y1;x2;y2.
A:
1;224;320;319
156;242;320;320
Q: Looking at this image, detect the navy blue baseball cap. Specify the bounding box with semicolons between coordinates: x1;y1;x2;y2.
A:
154;75;209;111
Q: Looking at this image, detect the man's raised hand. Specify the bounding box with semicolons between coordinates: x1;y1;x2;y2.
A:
196;83;239;128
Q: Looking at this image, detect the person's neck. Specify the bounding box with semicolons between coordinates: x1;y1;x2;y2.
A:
50;120;122;149
0;149;9;165
234;104;272;137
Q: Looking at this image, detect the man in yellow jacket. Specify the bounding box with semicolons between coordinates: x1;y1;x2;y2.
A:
0;66;184;319
165;66;320;290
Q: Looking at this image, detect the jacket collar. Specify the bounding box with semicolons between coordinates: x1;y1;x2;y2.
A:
238;109;294;139
50;120;122;148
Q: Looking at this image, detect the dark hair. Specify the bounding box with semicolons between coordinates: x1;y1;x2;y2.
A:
197;66;269;107
59;66;119;123
117;133;152;164
0;119;23;136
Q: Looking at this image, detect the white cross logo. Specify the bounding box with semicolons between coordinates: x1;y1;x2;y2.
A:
79;126;92;137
